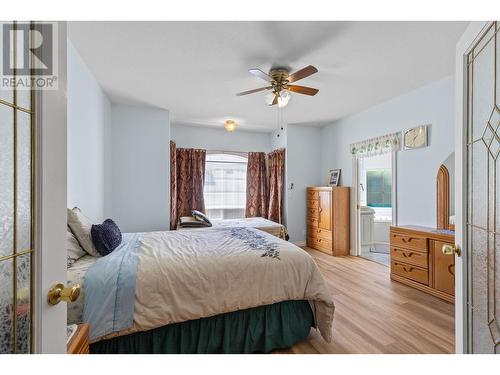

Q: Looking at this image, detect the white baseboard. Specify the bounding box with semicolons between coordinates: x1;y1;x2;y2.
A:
293;241;306;247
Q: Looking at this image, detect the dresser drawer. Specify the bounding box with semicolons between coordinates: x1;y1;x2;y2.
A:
67;323;89;354
390;232;428;252
307;190;319;201
307;198;319;209
307;207;318;219
391;247;428;268
77;342;90;354
308;216;319;227
307;236;332;252
391;261;428;285
308;226;332;240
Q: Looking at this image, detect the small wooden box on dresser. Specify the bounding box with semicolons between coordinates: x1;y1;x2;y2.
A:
306;186;350;256
390;225;455;303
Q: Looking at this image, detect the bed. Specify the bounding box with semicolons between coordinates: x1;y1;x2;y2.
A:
67;227;334;354
178;217;288;240
67;255;98;326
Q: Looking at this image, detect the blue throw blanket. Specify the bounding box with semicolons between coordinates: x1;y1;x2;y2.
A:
84;233;143;341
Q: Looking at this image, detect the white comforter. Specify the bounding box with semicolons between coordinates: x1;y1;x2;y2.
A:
67;255;98;325
94;227;335;342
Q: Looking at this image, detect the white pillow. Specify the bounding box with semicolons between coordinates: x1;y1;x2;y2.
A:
67;228;86;268
67;207;100;257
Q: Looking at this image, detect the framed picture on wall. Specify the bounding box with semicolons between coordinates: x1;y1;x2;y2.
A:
329;169;341;187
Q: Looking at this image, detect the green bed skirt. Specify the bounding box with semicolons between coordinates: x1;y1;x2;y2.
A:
90;300;314;354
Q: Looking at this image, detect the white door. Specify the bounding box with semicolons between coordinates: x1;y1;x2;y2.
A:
455;21;499;354
0;21;68;354
36;21;69;353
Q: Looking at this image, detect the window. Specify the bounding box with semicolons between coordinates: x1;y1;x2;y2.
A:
366;169;392;208
204;153;247;219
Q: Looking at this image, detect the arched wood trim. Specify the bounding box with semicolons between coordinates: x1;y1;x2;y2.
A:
436;165;450;230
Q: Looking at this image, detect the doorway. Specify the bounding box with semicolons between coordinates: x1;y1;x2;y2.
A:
356;152;396;266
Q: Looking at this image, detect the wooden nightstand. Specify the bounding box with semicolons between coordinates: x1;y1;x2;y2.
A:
67;323;90;354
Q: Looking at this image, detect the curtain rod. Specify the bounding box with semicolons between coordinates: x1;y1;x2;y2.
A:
206;149;249;156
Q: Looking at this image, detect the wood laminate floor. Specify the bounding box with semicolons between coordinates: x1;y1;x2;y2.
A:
275;248;455;354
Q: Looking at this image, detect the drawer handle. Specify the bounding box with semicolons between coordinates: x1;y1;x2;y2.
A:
448;264;455;276
402;266;414;273
401;237;412;243
402;252;414;258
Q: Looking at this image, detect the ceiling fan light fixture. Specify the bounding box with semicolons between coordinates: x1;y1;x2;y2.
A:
279;90;291;101
237;65;318;107
265;91;276;105
277;89;291;108
224;119;237;132
277;95;290;108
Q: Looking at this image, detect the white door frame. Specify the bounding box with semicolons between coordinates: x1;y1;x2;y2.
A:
352;151;398;256
352;157;359;255
454;21;490;354
33;21;68;353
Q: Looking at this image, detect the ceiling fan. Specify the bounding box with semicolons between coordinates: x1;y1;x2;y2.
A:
236;65;319;107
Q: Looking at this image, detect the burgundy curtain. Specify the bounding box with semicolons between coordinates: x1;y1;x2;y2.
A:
267;148;285;223
169;141;177;230
245;152;268;218
170;145;206;229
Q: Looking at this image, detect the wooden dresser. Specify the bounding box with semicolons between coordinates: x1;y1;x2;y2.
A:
306;186;350;256
390;225;455;303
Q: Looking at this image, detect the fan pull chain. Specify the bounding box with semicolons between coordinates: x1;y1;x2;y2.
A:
276;106;285;138
276;105;280;137
280;107;284;131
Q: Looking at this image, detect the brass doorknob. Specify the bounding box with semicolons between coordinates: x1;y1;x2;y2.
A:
442;244;461;257
47;283;81;306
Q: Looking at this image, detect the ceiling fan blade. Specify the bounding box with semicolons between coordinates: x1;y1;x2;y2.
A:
288;85;319;96
248;68;273;82
270;93;278;106
288;65;318;83
236;86;273;96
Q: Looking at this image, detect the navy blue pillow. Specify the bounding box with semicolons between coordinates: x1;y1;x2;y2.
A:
91;219;122;256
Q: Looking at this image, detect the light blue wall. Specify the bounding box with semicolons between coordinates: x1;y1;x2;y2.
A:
111;105;171;232
320;76;455;250
286;125;323;242
68;40;171;232
271;127;286;150
171;123;272;153
67;41;111;222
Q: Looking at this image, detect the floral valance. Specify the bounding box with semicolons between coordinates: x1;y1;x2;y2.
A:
350;132;400;158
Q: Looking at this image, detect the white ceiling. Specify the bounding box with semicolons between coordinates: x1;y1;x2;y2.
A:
68;21;468;132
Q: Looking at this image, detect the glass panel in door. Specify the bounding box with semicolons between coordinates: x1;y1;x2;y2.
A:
0;21;34;354
466;21;500;354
